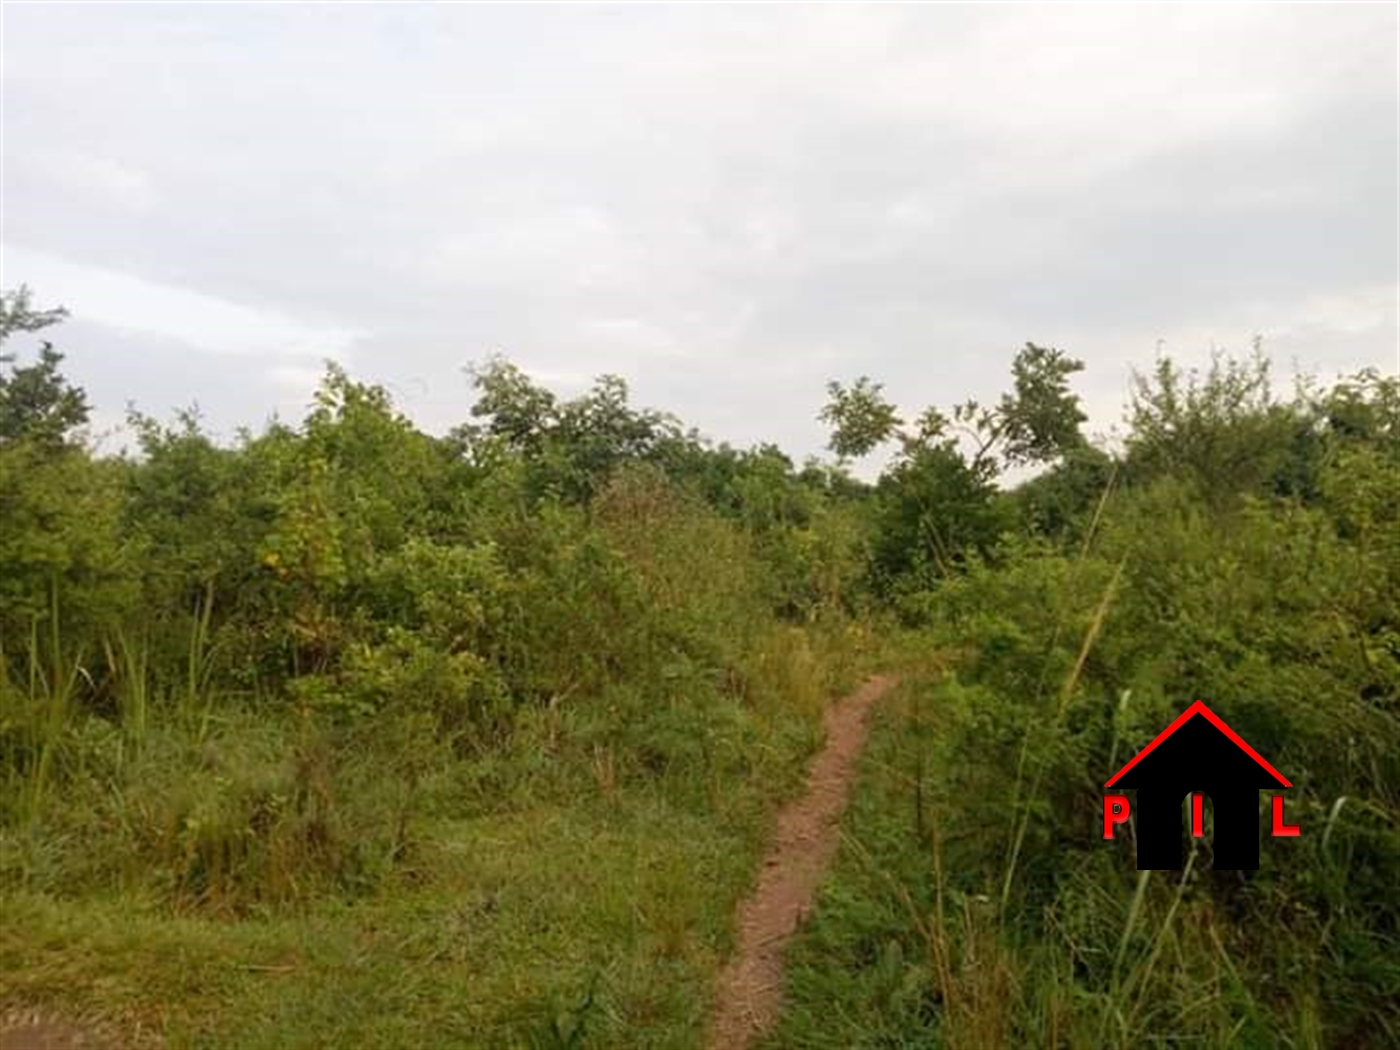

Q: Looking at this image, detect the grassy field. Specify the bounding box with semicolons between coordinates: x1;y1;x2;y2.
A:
3;628;872;1049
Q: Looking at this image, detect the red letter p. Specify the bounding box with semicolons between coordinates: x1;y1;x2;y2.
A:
1103;794;1131;839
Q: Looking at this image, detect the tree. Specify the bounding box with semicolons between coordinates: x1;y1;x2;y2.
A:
997;343;1088;466
456;356;685;502
819;376;903;461
1124;349;1298;502
821;344;1089;588
939;343;1087;473
821;344;1086;474
873;438;1006;586
460;356;559;454
1012;443;1117;539
0;287;89;448
0;285;68;343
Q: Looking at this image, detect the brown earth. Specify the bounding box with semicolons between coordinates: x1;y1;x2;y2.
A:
707;674;898;1050
0;1013;102;1050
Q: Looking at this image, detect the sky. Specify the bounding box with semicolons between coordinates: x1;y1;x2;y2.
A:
2;3;1397;465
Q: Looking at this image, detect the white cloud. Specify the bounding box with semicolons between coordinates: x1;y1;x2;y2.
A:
44;152;157;213
0;244;363;361
0;4;1394;462
1278;285;1400;341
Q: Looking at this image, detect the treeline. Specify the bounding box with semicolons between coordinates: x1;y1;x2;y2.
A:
1;293;865;730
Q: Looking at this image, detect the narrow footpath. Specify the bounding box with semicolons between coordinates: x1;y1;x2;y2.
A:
707;674;899;1050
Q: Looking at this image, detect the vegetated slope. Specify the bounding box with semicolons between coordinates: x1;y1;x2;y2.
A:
769;359;1400;1048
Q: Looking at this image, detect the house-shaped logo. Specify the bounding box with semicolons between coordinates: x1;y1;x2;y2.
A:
1102;701;1299;870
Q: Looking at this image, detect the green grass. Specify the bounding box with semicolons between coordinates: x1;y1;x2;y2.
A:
1;626;878;1049
5;802;757;1048
767;660;1399;1050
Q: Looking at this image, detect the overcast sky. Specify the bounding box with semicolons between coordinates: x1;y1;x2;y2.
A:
2;3;1397;463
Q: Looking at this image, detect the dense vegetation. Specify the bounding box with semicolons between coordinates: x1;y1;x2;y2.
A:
0;286;878;1047
775;355;1400;1047
2;284;1396;1047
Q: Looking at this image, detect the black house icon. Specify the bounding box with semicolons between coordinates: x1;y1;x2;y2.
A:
1105;701;1291;870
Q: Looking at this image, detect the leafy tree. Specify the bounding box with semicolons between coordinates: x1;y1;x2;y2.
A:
460;356;559;454
1123;347;1298;501
552;374;683;494
823;344;1089;592
0;438;130;627
0;285;68;342
819;376;903;461
457;356;684;502
872;439;1006;590
997;342;1088;465
821;344;1086;474
1314;367;1400;454
0;289;115;639
0;287;89;449
1011;443;1117;540
934;343;1087;473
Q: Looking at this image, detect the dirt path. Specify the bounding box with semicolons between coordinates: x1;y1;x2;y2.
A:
707;674;898;1050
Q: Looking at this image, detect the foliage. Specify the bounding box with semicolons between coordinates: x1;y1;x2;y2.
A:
0;288;88;450
773;356;1400;1049
822;344;1089;597
819;376;903;462
2;285;1395;1047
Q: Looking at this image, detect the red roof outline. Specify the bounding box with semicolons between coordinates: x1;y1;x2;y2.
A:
1104;700;1291;788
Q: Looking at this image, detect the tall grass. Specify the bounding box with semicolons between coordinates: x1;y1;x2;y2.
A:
103;624;151;752
182;579;219;739
1000;556;1126;917
5;581;89;823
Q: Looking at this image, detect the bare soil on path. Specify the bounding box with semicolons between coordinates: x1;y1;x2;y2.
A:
706;674;898;1050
